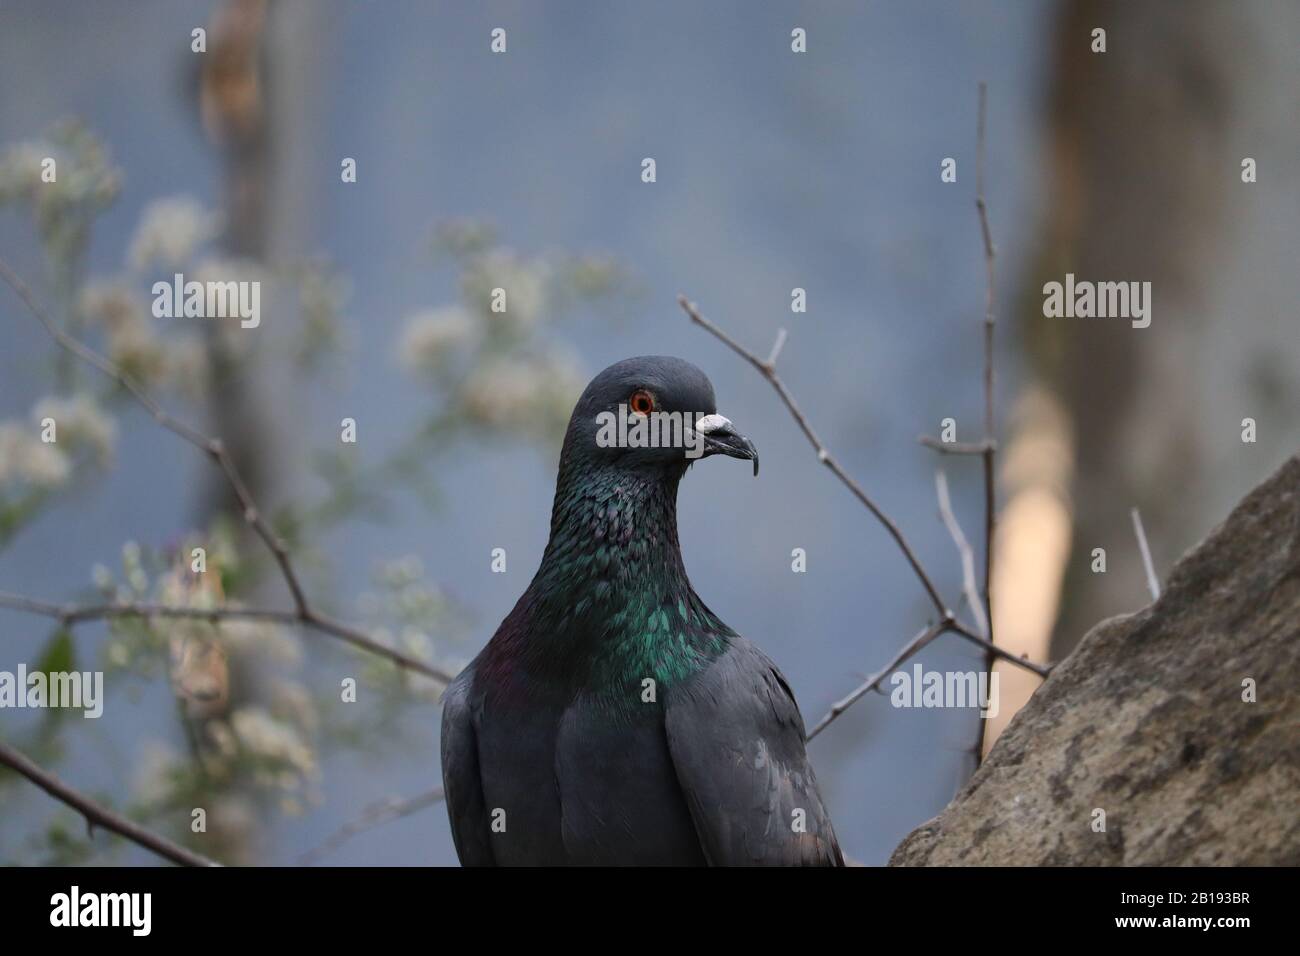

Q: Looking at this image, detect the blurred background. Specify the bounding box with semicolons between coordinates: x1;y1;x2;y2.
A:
0;0;1296;866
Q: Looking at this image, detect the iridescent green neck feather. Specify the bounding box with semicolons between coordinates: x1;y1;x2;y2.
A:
492;457;732;696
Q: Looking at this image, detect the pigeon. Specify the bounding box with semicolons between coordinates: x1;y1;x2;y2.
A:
441;355;842;866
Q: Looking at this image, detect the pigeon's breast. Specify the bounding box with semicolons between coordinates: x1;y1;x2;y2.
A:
465;679;561;867
553;693;707;865
473;662;705;865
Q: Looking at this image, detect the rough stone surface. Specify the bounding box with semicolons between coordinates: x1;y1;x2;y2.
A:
890;455;1300;866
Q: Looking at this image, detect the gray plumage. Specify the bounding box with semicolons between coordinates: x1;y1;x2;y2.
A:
441;356;842;866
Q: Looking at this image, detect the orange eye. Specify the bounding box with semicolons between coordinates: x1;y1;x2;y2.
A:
629;389;655;416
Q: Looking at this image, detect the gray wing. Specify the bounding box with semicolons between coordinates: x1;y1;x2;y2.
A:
439;664;496;866
664;638;843;866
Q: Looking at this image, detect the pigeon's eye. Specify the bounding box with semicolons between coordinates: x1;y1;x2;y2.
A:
629;390;655;416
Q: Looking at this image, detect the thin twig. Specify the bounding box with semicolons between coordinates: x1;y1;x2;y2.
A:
766;327;788;367
0;739;219;867
948;620;1049;676
677;296;951;620
0;592;453;684
806;622;949;741
804;617;1049;743
675;291;1048;743
968;82;999;762
297;787;445;865
0;258;449;685
1130;507;1160;601
918;435;995;455
975;81;997;659
0;260;211;448
935;470;988;639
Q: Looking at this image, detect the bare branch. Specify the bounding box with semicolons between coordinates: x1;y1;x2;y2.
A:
1130;507;1161;600
806;621;949;741
975;80;997;648
0;739;219;867
297;787;445;865
947;619;1050;677
935;470;988;639
0;258;450;685
0;259;210;449
206;437;308;615
0;592;453;684
682;88;1033;755
678;272;1049;749
805;614;1050;744
970;82;999;762
677;295;951;619
765;327;788;368
300;609;452;683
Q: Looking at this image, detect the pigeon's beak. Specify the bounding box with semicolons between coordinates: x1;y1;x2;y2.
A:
697;414;759;476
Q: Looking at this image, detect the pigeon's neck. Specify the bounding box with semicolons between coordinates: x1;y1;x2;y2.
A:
509;459;731;687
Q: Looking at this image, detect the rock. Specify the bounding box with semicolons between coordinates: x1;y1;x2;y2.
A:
890;454;1300;866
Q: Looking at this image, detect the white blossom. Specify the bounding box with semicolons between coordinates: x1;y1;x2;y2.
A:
219;617;301;666
397;306;474;374
0;142;47;198
131;742;183;802
461;350;582;432
78;280;142;333
128;197;220;271
32;394;117;465
163;336;210;401
0;421;70;487
463;250;550;328
231;707;317;777
106;318;168;386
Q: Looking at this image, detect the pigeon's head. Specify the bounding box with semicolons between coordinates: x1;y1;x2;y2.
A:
562;355;758;478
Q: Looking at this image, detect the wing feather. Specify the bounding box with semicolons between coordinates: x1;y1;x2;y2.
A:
440;666;496;866
664;638;843;866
